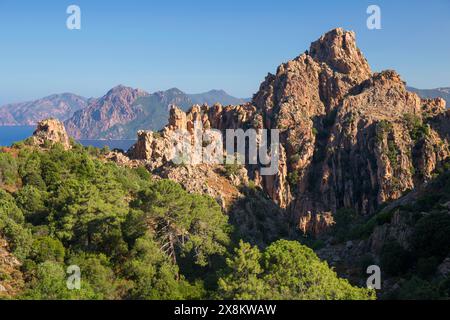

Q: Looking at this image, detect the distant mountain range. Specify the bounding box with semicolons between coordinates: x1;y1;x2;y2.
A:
1;85;446;139
407;86;450;106
64;86;248;139
0;93;89;126
0;87;248;139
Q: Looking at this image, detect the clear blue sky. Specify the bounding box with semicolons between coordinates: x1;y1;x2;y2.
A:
0;0;449;104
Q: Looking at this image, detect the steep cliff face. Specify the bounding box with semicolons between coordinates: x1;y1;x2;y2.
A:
125;28;450;236
292;71;448;234
251;28;449;234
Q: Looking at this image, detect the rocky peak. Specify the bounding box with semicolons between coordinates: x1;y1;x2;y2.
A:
103;85;148;103
120;28;450;238
309;28;371;82
251;28;450;235
32;118;71;150
65;86;149;139
169;105;188;131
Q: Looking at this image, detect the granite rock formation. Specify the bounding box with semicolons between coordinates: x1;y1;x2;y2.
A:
120;28;450;236
31;118;71;150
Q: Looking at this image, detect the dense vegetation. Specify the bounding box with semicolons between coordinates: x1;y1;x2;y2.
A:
330;162;450;300
0;142;373;300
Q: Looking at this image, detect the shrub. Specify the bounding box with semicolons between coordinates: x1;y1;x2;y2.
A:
380;241;413;276
0;153;18;186
412;212;450;260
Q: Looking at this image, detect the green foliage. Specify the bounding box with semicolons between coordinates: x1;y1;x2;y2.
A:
411;212;450;260
67;253;122;300
223;163;242;178
21;261;75;300
0;153;18;186
395;277;440;300
218;241;268;299
0;190;33;260
0;143;380;300
387;140;399;168
331;208;359;241
376;120;393;143
132;180;230;266
218;240;374;300
289;154;301;164
15;185;47;224
287;170;300;190
380;241;413;276
30;236;65;263
375;120;400;168
403;113;430;142
124;234;203;299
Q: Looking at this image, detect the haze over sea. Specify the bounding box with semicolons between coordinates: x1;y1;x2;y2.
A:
0;126;135;150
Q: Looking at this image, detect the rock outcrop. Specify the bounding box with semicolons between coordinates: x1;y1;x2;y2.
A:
31;118;71;150
408;86;450;107
123;28;450;236
251;28;449;234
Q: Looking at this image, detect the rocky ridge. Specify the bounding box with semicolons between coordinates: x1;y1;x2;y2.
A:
65;85;150;139
110;28;450;236
0;93;88;126
39;28;448;240
252;28;449;234
64;87;248;140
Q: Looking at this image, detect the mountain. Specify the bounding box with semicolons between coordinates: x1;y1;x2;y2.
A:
125;27;450;239
407;86;450;106
121;27;450;298
189;89;248;106
3;28;450;300
64;85;150;139
65;87;248;139
0;93;89;126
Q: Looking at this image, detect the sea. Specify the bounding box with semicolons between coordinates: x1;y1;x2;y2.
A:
0;126;136;151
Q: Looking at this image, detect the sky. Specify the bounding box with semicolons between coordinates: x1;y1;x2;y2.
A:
0;0;449;104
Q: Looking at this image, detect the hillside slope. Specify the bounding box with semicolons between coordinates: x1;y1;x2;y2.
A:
0;93;88;126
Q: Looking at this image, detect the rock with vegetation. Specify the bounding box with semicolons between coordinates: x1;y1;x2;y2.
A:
31;118;71;150
0;135;370;299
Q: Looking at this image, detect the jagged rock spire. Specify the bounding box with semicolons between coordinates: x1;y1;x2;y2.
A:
309;28;371;82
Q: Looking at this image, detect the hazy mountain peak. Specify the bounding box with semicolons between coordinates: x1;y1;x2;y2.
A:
0;93;89;126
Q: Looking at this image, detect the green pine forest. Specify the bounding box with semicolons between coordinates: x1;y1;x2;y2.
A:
0;140;374;300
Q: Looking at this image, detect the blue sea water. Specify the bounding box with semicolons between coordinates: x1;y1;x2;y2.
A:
0;126;35;146
0;126;135;151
